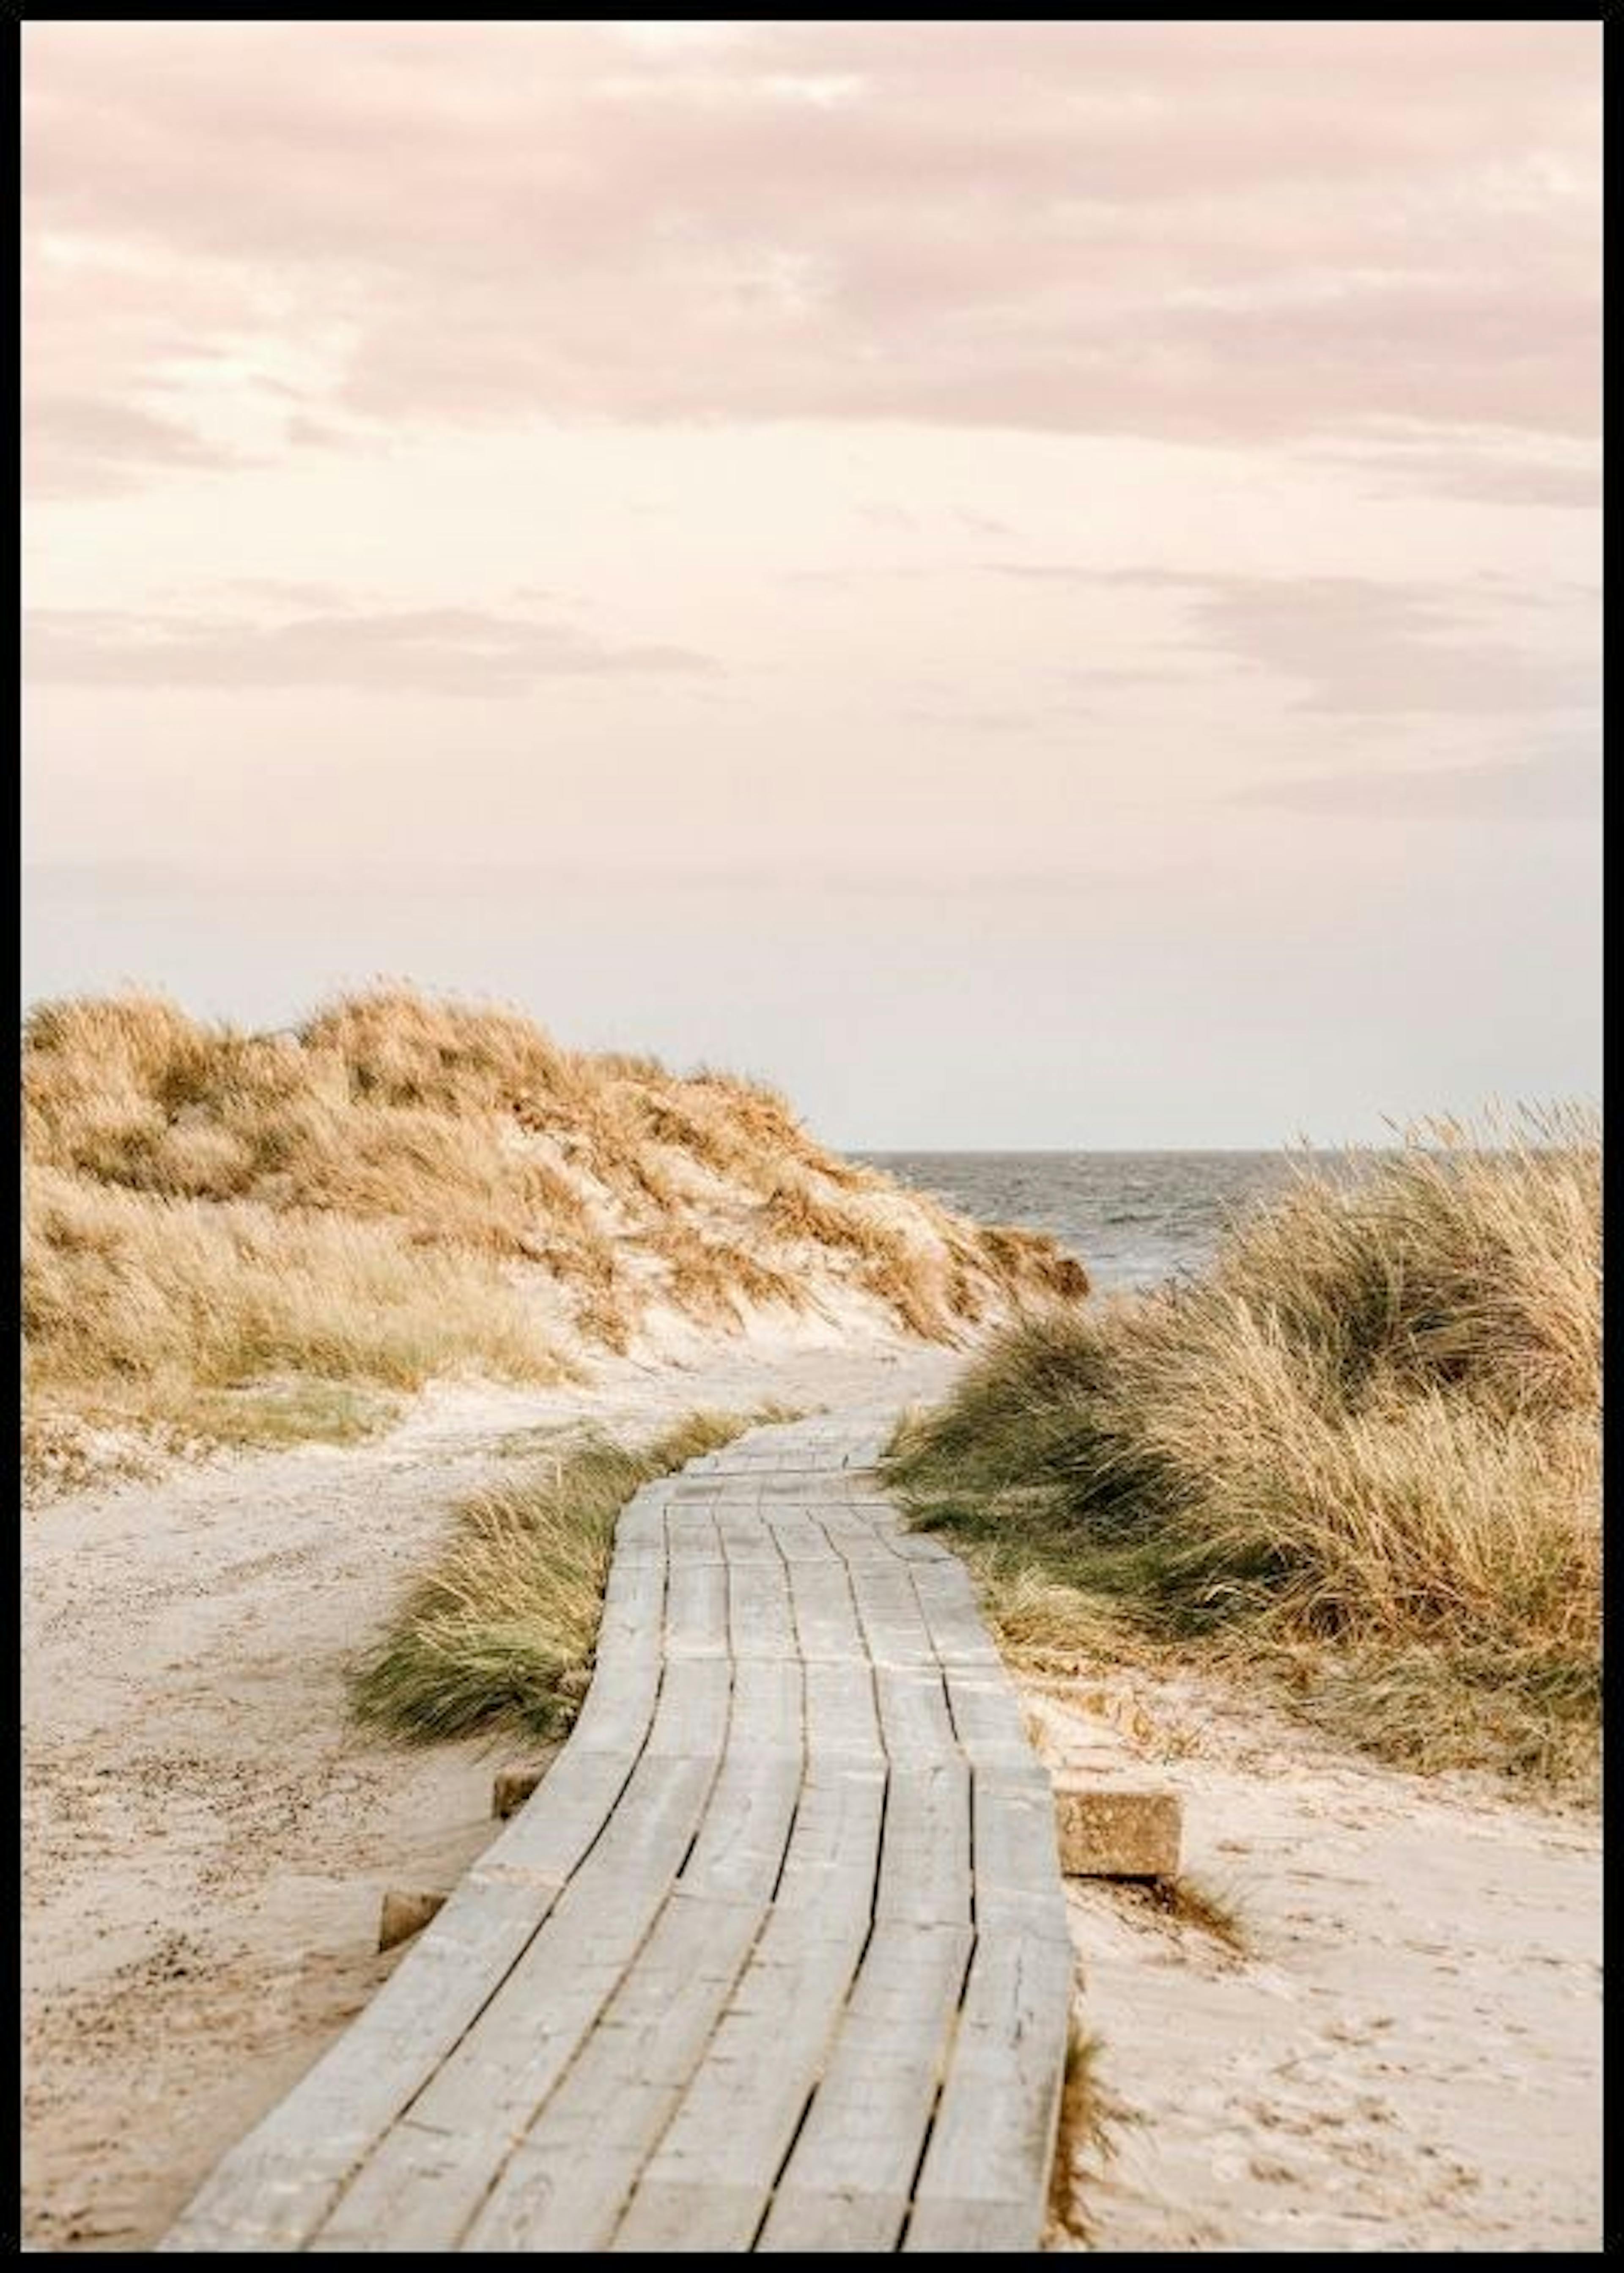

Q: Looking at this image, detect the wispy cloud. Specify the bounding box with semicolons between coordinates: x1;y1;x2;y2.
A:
1308;438;1602;511
24;604;716;693
24;395;249;499
982;567;1593;720
1230;744;1597;820
22;21;1600;494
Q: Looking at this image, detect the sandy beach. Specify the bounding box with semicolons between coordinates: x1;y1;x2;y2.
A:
23;1351;1602;2254
1033;1674;1602;2251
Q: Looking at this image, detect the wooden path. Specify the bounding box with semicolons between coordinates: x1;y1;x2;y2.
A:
162;1413;1073;2253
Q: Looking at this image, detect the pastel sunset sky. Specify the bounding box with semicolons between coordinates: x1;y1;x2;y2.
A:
22;20;1601;1144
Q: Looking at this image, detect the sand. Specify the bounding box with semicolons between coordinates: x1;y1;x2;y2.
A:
1031;1672;1602;2253
23;1348;1602;2253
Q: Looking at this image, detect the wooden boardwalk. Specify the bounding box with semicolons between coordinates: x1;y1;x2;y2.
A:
162;1414;1073;2253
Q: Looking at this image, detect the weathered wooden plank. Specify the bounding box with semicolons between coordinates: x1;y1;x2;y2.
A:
488;1740;647;1879
666;1494;723;1551
903;2196;1047;2252
593;1549;667;1661
664;1560;729;1660
801;1661;883;1766
564;1550;665;1754
312;1751;716;2248
717;1656;802;1762
874;1665;957;1760
884;1531;960;1565
757;2189;910;2253
782;1556;867;1661
608;2180;770;2252
770;1762;886;1916
612;1915;870;2251
940;1668;1034;1767
974;1770;1067;1906
759;1920;973;2251
726;1557;797;1662
642;1657;732;1758
714;1501;781;1564
906;1925;1073;2247
613;1481;673;1544
549;1649;658;1757
876;1758;971;1928
682;1753;804;1899
462;1890;770;2251
843;1555;938;1669
908;1562;1006;1669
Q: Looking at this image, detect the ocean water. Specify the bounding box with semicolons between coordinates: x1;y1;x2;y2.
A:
861;1151;1312;1293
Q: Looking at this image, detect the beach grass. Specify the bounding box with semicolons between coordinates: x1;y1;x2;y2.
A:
351;1410;767;1745
1048;2017;1131;2240
886;1109;1601;1789
22;986;1085;1489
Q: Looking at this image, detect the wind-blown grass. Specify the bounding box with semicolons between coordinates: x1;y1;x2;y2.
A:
887;1111;1601;1789
351;1411;761;1744
23;987;1085;1488
1047;2017;1134;2242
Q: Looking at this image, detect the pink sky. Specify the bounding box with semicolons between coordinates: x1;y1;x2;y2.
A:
21;21;1601;1143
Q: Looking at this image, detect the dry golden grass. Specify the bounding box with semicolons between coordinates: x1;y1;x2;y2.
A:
25;1163;568;1395
23;985;1086;1487
765;1178;957;1333
888;1111;1601;1789
1047;2017;1132;2242
1141;1872;1250;1952
652;1224;806;1325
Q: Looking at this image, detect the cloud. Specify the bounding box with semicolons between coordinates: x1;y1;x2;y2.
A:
1309;438;1602;509
983;567;1593;720
1168;576;1589;718
24;603;716;693
1230;744;1597;820
23;394;248;499
20;21;1600;492
899;705;1062;736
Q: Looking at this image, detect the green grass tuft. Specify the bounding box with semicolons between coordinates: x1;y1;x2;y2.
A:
351;1410;778;1745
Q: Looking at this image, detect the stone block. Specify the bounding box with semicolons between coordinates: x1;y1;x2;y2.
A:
1052;1774;1181;1880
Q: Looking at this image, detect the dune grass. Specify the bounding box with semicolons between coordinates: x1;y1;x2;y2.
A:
1048;2017;1132;2241
351;1410;767;1745
1141;1872;1250;1953
23;986;1085;1489
887;1110;1601;1790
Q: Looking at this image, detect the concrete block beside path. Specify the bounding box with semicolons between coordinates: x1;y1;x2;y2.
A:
1053;1773;1182;1881
492;1764;547;1819
377;1889;448;1952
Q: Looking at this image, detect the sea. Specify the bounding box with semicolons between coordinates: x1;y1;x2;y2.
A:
859;1151;1313;1295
